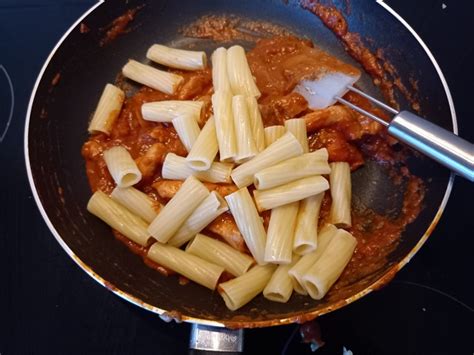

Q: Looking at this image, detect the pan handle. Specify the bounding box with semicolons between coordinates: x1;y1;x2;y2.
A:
189;324;244;354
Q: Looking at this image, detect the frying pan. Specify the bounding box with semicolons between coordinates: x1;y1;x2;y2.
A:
24;0;455;343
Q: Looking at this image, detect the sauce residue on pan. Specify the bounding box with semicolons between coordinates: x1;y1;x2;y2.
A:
80;22;90;34
100;6;143;47
82;34;425;295
301;0;421;112
182;15;292;42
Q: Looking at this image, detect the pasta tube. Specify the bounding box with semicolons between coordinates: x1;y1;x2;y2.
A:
168;191;228;247
186;116;218;171
219;264;277;311
226;45;261;98
288;224;337;295
141;100;203;122
284;118;309;153
147;44;207;71
186;234;254;277
153;180;238;199
211;47;231;93
148;176;209;243
172;114;201;152
253;150;331;190
264;126;286;147
148;243;224;290
103;146;142;188
231;132;303;188
253;176;329;212
87;190;151;246
329;162;352;228
302;229;357;300
264;202;299;264
122;60;183;94
162;153;232;184
232;95;258;163
88;84;125;135
110;186;162;223
225;188;267;265
212;90;237;162
293;193;324;255
263;255;301;303
246;96;265;152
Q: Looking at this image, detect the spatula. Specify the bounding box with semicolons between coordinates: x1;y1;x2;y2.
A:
294;73;474;181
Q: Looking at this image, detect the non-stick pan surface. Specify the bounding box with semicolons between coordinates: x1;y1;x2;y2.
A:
25;0;455;327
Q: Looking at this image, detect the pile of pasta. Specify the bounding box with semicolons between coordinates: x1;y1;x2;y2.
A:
86;43;357;311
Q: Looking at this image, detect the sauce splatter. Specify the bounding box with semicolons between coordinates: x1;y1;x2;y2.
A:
80;23;90;34
100;7;142;47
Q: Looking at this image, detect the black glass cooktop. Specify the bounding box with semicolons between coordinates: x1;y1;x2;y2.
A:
0;0;472;354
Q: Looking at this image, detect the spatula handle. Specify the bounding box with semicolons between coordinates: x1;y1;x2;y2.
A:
388;111;474;181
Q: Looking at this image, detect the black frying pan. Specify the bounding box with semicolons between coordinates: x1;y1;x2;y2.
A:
25;0;455;329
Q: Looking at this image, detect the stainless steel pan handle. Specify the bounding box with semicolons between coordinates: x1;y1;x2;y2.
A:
189;324;244;354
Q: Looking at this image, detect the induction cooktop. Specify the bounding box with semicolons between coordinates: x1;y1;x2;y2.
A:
0;1;472;354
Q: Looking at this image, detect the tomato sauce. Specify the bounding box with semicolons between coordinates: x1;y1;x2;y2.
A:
82;35;424;294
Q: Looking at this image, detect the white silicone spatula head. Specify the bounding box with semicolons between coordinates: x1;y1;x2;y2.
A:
293;71;361;110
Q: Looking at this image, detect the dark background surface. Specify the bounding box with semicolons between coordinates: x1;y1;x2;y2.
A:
0;0;472;354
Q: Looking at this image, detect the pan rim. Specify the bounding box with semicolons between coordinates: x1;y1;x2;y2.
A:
24;0;457;328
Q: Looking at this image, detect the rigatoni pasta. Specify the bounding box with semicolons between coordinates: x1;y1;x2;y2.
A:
264;126;286;147
263;255;301;303
148;176;209;243
162;153;232;184
226;45;261;98
103;146;142;188
147;44;207;71
288;224;338;295
211;47;231;93
186;234;254;277
88;84;125;135
110;186;161;223
225;188;267;265
172;114;201;152
293;193;324;255
232;95;258;163
148;243;224;290
253;150;331;190
246;96;265;152
82;40;376;311
87;190;151;246
141;100;203;122
253;176;329;212
153;180;238;200
329;162;352;228
212;90;237;162
122;59;183;94
219;264;277;311
231;132;304;188
302;229;357;300
186;116;219;171
264;202;299;264
284;118;309;153
167;192;228;247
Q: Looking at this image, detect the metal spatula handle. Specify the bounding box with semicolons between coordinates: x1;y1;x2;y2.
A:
336;87;474;181
389;111;473;181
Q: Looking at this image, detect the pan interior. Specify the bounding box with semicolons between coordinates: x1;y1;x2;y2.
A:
27;0;452;326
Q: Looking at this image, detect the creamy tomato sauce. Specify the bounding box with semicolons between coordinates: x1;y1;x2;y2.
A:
82;36;424;292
